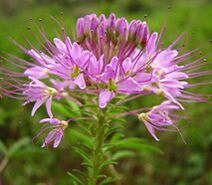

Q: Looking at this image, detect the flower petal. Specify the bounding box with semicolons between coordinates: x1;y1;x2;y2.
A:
41;129;57;148
143;121;159;141
46;96;53;118
146;32;158;55
53;38;67;52
31;98;45;116
39;118;60;125
53;129;64;148
99;90;115;108
24;66;48;79
118;77;141;93
74;73;86;89
122;57;132;74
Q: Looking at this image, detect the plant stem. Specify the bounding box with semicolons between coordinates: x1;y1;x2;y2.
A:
108;163;122;185
88;108;107;185
0;157;8;174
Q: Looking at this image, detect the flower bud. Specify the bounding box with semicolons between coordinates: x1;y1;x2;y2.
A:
76;18;84;37
116;18;128;38
108;13;116;31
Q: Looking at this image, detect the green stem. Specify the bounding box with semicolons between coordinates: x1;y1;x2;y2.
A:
88;108;107;185
107;161;122;185
0;157;9;174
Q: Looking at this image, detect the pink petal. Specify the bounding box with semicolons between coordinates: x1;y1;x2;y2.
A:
39;118;52;123
122;57;132;74
101;66;115;83
46;96;53;118
161;79;185;88
166;72;188;80
24;66;48;79
78;51;91;69
144;121;159;141
99;90;115;108
31;98;45;116
53;129;64;148
118;77;141;93
39;118;61;125
146;32;158;55
71;42;81;61
135;72;152;83
53;38;67;52
161;88;184;110
88;55;103;75
152;50;178;68
65;37;72;53
41;129;57;148
74;73;86;89
110;56;119;71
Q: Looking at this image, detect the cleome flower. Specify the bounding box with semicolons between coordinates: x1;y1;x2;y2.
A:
38;118;69;148
138;101;181;141
22;79;57;118
0;13;211;146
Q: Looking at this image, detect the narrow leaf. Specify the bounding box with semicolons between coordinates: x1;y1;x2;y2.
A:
8;137;30;157
0;140;7;155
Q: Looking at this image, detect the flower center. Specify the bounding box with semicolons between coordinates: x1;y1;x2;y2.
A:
71;66;80;78
60;120;68;129
108;79;117;92
47;87;57;96
138;112;148;122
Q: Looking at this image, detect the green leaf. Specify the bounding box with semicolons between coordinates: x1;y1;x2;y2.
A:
111;117;126;124
99;177;116;185
72;169;87;178
112;150;135;160
106;126;124;138
8;137;30;157
81;161;93;168
111;133;124;143
68;128;93;148
72;147;91;164
100;160;117;169
103;143;116;153
10;147;46;157
67;172;84;185
97;175;107;179
115;137;163;154
66;100;81;117
52;101;80;118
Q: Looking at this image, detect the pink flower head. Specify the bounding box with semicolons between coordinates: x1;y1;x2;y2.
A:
22;79;57;117
39;118;69;148
1;13;211;145
138;101;180;141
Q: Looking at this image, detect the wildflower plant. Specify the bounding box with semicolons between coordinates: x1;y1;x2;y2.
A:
0;13;211;184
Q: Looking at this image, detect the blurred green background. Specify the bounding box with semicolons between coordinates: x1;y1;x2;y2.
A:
0;0;211;185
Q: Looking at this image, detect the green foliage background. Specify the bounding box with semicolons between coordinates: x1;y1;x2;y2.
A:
0;0;211;184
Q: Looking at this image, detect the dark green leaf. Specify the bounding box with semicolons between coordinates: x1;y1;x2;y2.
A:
99;177;116;185
8;137;30;157
72;146;91;163
67;172;83;185
68;128;93;148
66;100;81;117
0;140;7;155
112;150;135;160
115;137;163;154
52;101;79;118
100;160;117;169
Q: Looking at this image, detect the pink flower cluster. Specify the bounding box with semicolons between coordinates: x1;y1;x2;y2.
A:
1;13;211;146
